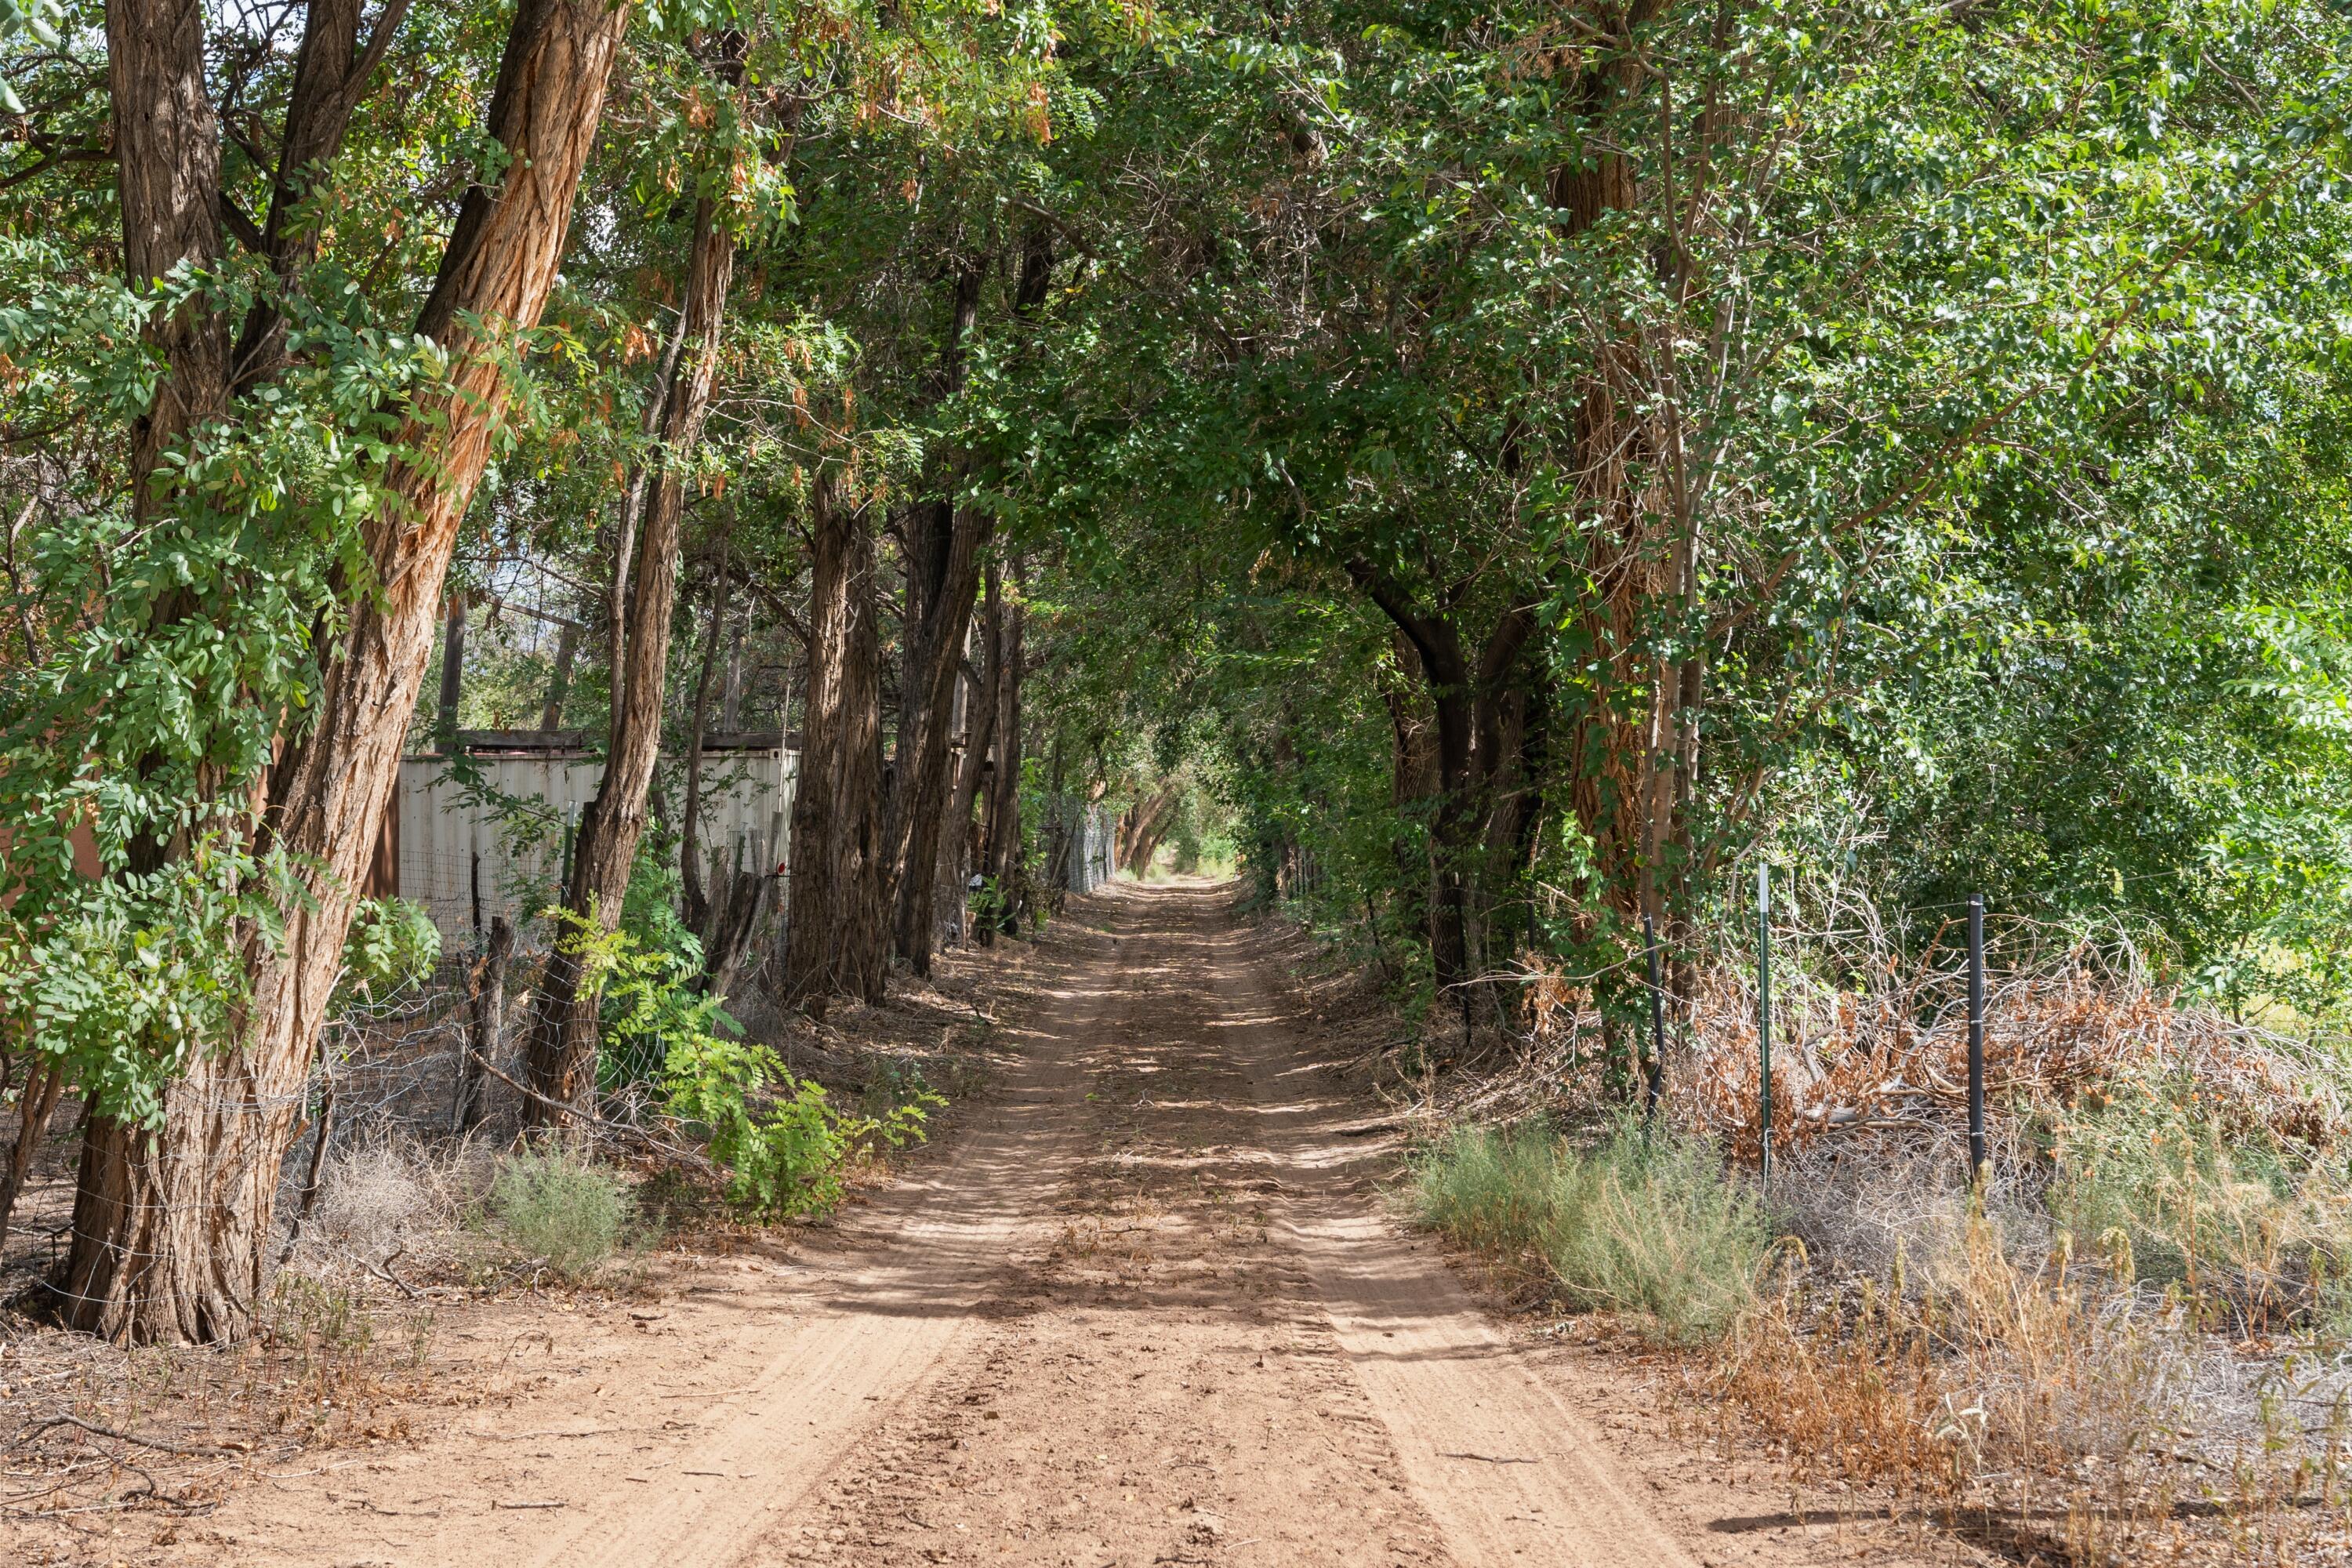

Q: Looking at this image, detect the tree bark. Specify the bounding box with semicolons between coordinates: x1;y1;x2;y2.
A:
681;539;732;937
539;619;579;729
0;1058;66;1254
108;0;228;526
940;572;1001;946
59;0;633;1343
889;230;1051;973
886;261;986;978
454;914;513;1135
436;590;466;739
1343;560;1534;1001
699;863;768;1000
1119;786;1180;877
938;628;994;950
1547;2;1693;954
981;561;1025;936
526;45;743;1116
782;474;888;1012
229;0;416;388
1385;630;1440;961
1040;739;1073;914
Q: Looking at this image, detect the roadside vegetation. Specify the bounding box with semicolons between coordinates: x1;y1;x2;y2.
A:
1402;899;2352;1561
1412;1121;1769;1345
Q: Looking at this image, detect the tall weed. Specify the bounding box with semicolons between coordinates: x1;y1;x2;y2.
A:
1411;1120;1768;1344
665;1028;931;1216
553;909;938;1215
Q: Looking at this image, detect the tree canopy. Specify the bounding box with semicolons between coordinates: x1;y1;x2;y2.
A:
8;0;2352;1338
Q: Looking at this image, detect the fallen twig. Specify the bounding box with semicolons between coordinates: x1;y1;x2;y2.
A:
25;1413;235;1459
364;1246;422;1301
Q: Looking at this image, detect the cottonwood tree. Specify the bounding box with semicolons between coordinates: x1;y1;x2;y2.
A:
994;0;2352;1024
526;25;760;1118
2;0;632;1340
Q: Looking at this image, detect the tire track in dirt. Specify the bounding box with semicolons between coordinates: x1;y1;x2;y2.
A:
754;884;1456;1567
1217;918;1706;1567
763;883;1957;1568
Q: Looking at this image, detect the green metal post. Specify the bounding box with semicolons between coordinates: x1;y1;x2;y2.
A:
1642;912;1666;1127
1757;865;1773;1200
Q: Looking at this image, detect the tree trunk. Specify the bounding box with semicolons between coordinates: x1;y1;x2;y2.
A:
539;619;579;729
1040;739;1073;914
1119;786;1179;877
887;495;993;976
946;570;1004;946
719;612;745;731
890;230;1051;974
527;83;742;1117
436;590;466;738
60;0;633;1343
699;862;768;1000
982;562;1025;935
108;0;228;527
454;915;514;1135
1548;5;1690;956
938;630;994;952
0;1058;66;1254
1385;630;1440;962
681;539;732;936
782;476;889;1011
229;0;416;387
1343;561;1534;1001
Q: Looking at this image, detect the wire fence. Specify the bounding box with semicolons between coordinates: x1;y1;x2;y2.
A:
1490;880;2352;1192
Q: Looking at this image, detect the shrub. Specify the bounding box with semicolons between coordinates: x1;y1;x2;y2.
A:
666;1029;937;1216
488;1146;633;1278
339;897;441;1005
1410;1119;1768;1344
1410;1122;1562;1258
550;907;939;1217
301;1142;444;1264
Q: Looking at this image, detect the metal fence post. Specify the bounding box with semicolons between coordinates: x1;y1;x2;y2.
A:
1969;893;1987;1185
1756;866;1773;1198
1642;912;1666;1125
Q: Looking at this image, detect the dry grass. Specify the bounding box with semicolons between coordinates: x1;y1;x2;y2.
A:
1706;1214;2352;1564
1508;907;2345;1162
1409;1120;1770;1344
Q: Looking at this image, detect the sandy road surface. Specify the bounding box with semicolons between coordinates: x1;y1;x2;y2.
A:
164;883;1964;1568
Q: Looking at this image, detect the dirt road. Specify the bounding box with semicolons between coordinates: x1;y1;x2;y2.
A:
165;883;1962;1568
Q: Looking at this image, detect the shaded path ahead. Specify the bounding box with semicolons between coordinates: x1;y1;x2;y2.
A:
172;882;1959;1568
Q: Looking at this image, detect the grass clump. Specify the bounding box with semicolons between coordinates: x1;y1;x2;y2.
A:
2044;1067;2352;1334
1411;1119;1768;1344
488;1145;634;1279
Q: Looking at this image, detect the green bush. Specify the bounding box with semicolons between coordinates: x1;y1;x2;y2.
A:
488;1146;633;1278
548;908;939;1218
336;896;441;1008
1410;1120;1769;1345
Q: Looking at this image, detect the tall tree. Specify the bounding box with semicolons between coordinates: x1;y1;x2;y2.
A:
884;258;989;973
782;473;889;1011
525;28;752;1118
56;0;633;1341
